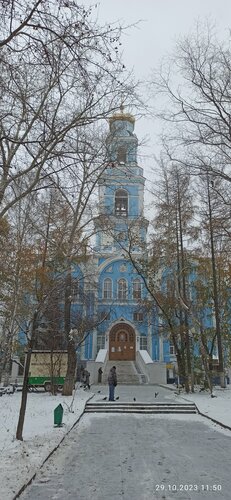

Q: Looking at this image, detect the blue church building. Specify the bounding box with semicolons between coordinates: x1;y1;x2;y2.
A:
13;110;228;387
77;109;169;383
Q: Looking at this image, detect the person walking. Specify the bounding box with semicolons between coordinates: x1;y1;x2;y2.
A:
84;369;90;389
108;366;117;401
80;366;85;384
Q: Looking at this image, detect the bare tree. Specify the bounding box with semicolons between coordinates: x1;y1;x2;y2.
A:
53;130;112;395
149;163;196;392
151;23;231;185
195;171;231;387
0;0;141;393
16;279;65;441
0;0;50;48
0;1;138;218
149;22;231;389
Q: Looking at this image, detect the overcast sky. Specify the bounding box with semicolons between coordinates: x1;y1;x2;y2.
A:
96;1;231;71
87;1;231;195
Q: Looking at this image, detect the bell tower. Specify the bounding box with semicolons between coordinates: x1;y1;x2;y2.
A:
95;108;148;253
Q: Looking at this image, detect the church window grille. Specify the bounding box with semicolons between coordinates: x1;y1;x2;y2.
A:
103;278;112;299
133;279;142;299
115;189;128;217
133;312;143;322
117;146;127;163
140;336;147;350
118;278;127;300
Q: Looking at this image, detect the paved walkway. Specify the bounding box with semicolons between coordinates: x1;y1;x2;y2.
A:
90;384;175;403
21;410;231;500
18;384;231;500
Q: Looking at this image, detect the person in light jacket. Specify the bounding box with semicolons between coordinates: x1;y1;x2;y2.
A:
108;366;117;401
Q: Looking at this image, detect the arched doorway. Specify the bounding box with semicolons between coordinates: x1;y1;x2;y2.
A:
109;323;136;361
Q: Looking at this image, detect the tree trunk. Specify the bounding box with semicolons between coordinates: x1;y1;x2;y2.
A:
62;264;77;396
16;311;38;440
207;173;225;388
175;350;188;390
176;172;193;393
62;340;76;396
16;350;31;441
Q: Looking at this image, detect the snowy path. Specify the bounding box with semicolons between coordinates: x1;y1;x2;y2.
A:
20;412;231;500
0;389;92;500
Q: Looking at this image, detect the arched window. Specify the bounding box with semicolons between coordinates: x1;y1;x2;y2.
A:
117;146;127;163
118;278;127;300
103;278;112;299
133;279;141;299
115;189;128;217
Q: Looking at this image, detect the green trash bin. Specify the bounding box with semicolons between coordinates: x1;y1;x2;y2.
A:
54;403;64;427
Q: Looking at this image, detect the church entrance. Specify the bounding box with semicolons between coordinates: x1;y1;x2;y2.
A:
109;323;136;361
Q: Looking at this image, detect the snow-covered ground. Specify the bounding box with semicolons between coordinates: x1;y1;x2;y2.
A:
1;384;231;500
0;387;92;500
178;385;231;429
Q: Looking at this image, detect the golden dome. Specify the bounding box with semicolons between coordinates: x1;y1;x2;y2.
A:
109;104;135;127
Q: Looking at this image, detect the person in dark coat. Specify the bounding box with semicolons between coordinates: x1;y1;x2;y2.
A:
80;366;85;384
84;369;90;389
108;366;117;401
98;367;103;383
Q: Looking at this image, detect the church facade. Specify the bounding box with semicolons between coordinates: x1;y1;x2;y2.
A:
13;111;229;386
77;110;173;373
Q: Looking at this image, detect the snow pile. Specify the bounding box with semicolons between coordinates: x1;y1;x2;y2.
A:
0;388;91;500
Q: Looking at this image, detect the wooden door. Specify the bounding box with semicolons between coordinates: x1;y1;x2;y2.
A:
109;323;136;361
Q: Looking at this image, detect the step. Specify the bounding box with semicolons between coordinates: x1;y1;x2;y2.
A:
87;402;196;406
85;410;197;414
85;402;198;414
86;401;198;409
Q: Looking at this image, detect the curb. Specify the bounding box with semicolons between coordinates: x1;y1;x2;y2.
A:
195;406;231;432
13;393;95;499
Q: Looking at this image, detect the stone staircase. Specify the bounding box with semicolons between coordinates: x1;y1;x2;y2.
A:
102;361;141;385
85;401;198;414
